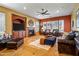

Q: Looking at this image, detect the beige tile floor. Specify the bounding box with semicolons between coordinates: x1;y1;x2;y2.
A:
0;35;71;56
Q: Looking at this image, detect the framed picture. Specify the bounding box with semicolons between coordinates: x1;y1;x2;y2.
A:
28;19;34;27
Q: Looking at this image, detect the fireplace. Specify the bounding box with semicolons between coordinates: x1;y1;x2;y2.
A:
28;27;35;36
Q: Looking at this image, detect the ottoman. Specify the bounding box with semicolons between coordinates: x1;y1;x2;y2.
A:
40;38;45;45
44;37;56;46
7;38;24;49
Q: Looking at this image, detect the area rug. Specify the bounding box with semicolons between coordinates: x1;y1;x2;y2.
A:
29;39;50;50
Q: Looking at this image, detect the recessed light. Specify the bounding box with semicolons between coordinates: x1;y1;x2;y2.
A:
56;10;59;13
24;6;27;10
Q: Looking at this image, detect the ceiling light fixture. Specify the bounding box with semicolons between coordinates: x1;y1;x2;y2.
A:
24;6;27;10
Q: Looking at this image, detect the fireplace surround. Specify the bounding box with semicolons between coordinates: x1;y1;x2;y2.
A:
28;27;35;36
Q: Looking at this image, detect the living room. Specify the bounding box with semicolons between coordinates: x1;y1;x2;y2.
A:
0;3;79;56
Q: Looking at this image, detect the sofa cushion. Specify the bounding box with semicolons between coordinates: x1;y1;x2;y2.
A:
65;31;76;40
65;35;74;40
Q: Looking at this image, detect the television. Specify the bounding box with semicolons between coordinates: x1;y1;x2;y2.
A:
13;23;25;31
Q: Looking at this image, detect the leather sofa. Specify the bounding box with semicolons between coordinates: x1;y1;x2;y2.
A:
43;29;63;37
58;39;76;55
43;29;51;35
75;36;79;55
52;29;63;37
0;38;11;50
58;31;77;55
7;38;24;49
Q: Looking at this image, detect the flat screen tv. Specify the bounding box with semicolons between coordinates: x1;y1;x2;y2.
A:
13;23;25;31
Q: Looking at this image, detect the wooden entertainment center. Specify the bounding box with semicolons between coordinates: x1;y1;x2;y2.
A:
12;14;26;39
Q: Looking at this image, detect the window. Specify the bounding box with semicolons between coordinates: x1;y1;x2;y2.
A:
35;21;40;32
59;20;64;32
42;20;64;32
42;22;47;31
52;21;59;30
77;11;79;27
76;9;79;31
0;12;5;32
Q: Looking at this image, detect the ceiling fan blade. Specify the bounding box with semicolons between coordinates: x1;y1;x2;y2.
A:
37;12;41;13
44;13;50;15
36;9;50;16
45;10;48;13
36;13;41;15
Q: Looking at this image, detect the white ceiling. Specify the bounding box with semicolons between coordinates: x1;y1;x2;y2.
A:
0;3;76;19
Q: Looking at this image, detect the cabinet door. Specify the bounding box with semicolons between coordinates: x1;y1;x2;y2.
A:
13;31;19;38
19;31;23;38
23;31;25;37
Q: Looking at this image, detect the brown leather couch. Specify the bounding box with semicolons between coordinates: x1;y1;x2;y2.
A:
0;38;11;50
7;38;24;49
58;32;76;55
58;39;76;55
43;29;51;35
75;36;79;56
52;29;63;37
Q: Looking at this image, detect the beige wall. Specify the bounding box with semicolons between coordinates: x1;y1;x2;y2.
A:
71;4;79;31
0;6;39;35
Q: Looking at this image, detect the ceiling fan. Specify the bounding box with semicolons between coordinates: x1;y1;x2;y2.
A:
37;9;50;15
